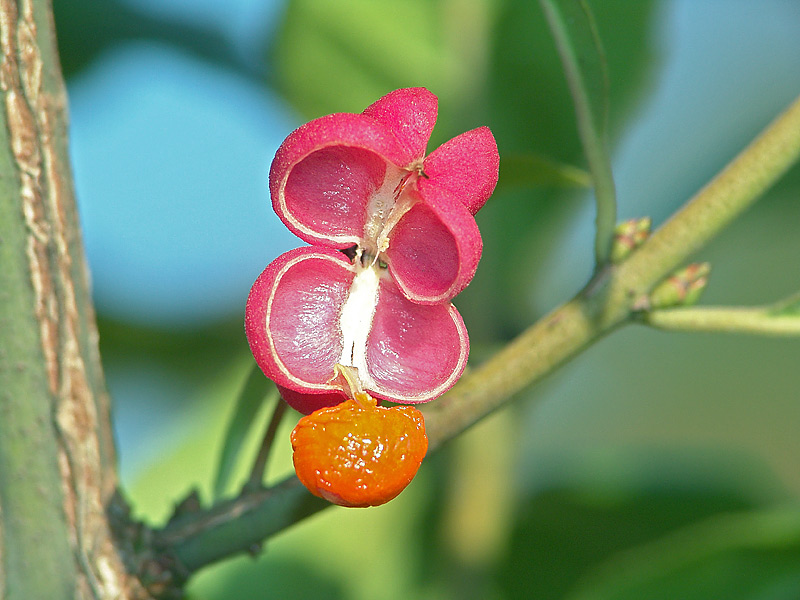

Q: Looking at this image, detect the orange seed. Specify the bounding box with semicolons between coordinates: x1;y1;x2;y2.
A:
291;396;428;507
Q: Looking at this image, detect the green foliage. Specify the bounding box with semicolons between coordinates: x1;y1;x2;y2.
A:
213;368;279;500
540;0;610;141
538;0;617;265
271;0;496;135
488;0;655;161
465;0;657;338
52;0;243;80
188;557;347;600
566;508;800;600
498;452;795;600
497;153;591;191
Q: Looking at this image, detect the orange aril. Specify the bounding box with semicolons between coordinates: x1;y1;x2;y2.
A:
291;393;428;507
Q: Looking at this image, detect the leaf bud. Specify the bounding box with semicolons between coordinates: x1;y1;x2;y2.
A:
610;217;652;263
649;262;711;309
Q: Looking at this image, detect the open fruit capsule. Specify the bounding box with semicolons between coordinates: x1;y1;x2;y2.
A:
246;88;499;411
291;392;428;507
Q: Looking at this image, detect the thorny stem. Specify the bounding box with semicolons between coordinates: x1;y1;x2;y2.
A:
154;93;800;580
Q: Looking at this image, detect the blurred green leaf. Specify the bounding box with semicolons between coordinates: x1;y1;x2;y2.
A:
54;0;246;81
538;0;616;265
487;0;657;158
566;507;800;600
496;450;791;600
271;0;497;138
97;316;249;391
498;154;591;191
189;555;346;600
538;0;610;140
126;357;292;525
213;367;278;500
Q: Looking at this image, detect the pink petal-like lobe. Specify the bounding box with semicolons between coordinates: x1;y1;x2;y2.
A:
246;247;349;391
362;87;438;166
421;126;499;215
368;281;468;403
283;145;385;242
270;112;407;247
386;187;482;304
245;246;468;405
268;89;489;308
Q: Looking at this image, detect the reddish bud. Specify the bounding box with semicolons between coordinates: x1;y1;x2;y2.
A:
650;262;711;309
611;217;652;263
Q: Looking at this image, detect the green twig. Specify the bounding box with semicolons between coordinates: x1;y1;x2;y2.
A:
642;288;800;336
213;368;278;500
642;306;800;336
153;92;800;580
244;399;288;492
155;478;327;574
604;94;800;302
427;94;800;443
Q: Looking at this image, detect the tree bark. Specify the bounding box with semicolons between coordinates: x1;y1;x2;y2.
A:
0;0;145;597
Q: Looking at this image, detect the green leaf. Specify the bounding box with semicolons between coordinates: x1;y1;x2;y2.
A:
498;153;591;191
538;0;617;266
271;0;497;135
54;0;243;80
566;508;800;600
189;556;347;600
212;366;278;501
496;448;790;600
539;0;610;140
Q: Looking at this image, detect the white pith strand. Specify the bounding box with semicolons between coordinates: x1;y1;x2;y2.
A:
337;263;381;381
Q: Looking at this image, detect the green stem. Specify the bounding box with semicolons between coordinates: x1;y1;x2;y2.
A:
429;93;800;443
155;92;800;580
244;399;288;492
156;479;327;573
606;93;800;302
642;306;800;336
424;292;605;448
539;0;617;267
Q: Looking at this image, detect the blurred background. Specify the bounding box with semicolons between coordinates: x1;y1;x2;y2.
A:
54;0;800;598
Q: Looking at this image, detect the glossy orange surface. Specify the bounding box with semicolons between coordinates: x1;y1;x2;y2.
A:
291;395;428;507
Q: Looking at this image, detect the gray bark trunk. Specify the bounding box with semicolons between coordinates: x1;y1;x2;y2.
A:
0;0;146;597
